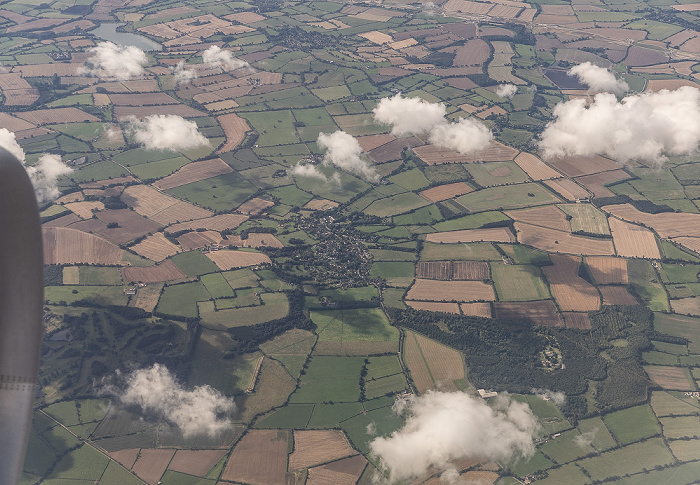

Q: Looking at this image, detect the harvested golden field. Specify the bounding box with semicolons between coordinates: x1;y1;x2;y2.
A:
131;449;175;485
543;178;590;201
206;250;271;270
425;227;514;243
168;450;226;477
94;209;162;245
166;213;248;232
406;279;495;302
671;297;700;316
544;154;620;177
671;237;700;254
420;182;473;202
403;329;434;394
514;222;615;255
81;176;137;189
644;366;694;390
608;217;661;259
237;197;275;214
646;78;700;92
62;266;79;285
64;201;104;219
603;203;700;239
153;158;233;190
43;213;80;228
406;301;461;313
414;141;518;165
177;230;223;250
586;256;628;284
575;169;630;198
17;107;99;125
222;430;289;485
217;113;251;153
108;449;139;469
55;192;84;204
600;285;638;305
453;39;490;66
356;133;395;151
0;112;35;131
460;302;492;318
226;11;267;23
230;233;284;249
506;205;570;232
122;260;185;283
129;283;163;313
416;261;450;280
359;30;393;44
289;430;356;470
130;233;180;262
563;312;591;329
414;332;465;391
306;455;367;485
303;199;338;211
43;227;123;265
122;185;213;225
543;254;600;311
494;300;563;327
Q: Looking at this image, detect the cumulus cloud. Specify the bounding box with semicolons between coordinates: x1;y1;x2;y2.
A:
126;114;209;151
25;154;73;204
428;117;493;154
369;391;539;483
532;389;566;408
288;162;341;185
317;131;379;182
539;86;700;163
0;127;25;162
0;129;72;203
171;60;197;85
568;62;628;95
202;45;248;71
373;94;493;154
83;42;148;80
496;84;518;98
373;94;447;136
120;364;235;437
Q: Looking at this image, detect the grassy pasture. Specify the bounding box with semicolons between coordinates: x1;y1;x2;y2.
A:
576;416;617;451
420;242;502;261
649;391;700;417
156;281;210;318
201;272;235;299
365;373;408;399
77;266;122;286
167;171;257;211
268;185;314;207
578;438;674;482
431;211;510;232
44;286;127;306
466;161;530;187
341;406;405;454
255;404;315;429
389;169;431;191
559;204;610;235
47;444;109;480
290;356;364;403
455;183;560;212
369;248;417;261
491;263;550;301
659;415;700;439
307;402;364;428
499;244;551;265
628;260;669;312
364;192;431;217
129;156;190;180
538;428;596;464
653;313;700;353
311;308;399;347
171;251;219;277
200;292;289;329
602;405;661;445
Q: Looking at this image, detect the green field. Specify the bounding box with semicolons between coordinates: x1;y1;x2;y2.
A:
653;313;700;353
307;402;365;428
466;161;530;187
255;404;315;429
44;286;127;306
156;281;210;318
369;261;414;286
491;263;550;301
289;356;364;403
602;405;661;445
77;266;123;286
455;183;560;212
388;169;431;191
171;251;220;277
539;428;596;464
167;171;257;211
499;244;551;265
628;260;669;312
364;192;431;218
431;211;510;232
420;242;502;261
199;292;289;329
311;308;399;343
201;272;235;299
559;204;610;235
577;438;675;482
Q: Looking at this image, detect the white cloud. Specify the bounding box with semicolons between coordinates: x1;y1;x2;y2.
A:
126;114;209;151
202;45;248;71
496;84;518;98
317;131;379;183
373;94;493;154
288;163;341;185
83;42;148;80
369;391;539;483
0;129;71;203
428;117;493;154
25;154;73;204
120;364;235;437
568;62;628;95
539;86;700;163
0;127;25;162
373;94;447;136
531;388;566;408
171;60;197;85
